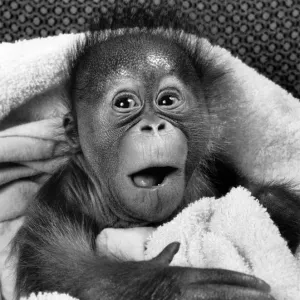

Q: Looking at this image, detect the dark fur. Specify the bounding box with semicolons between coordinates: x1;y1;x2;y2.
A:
12;8;300;300
89;6;200;35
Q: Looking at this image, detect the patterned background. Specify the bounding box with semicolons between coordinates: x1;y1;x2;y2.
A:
0;0;299;99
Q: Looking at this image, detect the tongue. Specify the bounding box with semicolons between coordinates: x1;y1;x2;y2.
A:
132;174;157;188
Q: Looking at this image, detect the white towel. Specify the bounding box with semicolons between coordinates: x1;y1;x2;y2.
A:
21;187;300;300
146;187;300;300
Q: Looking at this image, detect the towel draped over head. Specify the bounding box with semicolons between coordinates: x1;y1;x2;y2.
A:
0;31;300;300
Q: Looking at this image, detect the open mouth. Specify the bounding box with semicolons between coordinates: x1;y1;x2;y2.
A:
130;166;178;188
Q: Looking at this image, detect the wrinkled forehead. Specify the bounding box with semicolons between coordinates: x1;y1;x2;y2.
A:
78;33;195;83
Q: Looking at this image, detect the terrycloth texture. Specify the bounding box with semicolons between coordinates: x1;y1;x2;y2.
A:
0;34;80;119
1;32;300;299
19;187;300;300
145;187;300;300
20;292;78;300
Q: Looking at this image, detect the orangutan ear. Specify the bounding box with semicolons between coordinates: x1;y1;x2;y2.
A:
63;112;80;152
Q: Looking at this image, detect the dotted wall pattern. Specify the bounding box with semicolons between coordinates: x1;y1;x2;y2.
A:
0;0;299;98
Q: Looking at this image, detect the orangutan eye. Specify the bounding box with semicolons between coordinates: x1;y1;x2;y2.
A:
157;95;180;107
115;97;136;109
113;94;141;112
156;92;183;110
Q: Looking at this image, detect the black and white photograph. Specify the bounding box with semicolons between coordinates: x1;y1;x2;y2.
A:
0;1;299;299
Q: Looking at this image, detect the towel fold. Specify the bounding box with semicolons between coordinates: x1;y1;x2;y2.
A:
0;118;70;222
145;187;300;300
